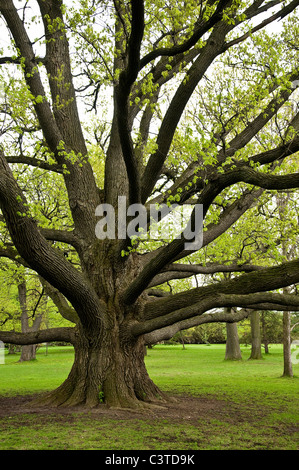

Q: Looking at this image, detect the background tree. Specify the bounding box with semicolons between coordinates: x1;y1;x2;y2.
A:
17;276;43;362
0;260;21;355
0;259;69;358
0;0;299;409
282;302;293;376
277;191;298;375
249;310;262;359
225;312;242;360
261;311;270;353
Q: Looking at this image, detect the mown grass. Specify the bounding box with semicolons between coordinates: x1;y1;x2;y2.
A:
0;344;298;450
148;344;299;405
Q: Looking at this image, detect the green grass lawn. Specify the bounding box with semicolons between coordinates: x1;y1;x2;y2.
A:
0;344;298;450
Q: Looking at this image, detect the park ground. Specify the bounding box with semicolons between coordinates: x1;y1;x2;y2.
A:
0;344;298;450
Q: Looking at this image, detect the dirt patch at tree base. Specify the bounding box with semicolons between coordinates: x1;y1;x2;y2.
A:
0;392;265;426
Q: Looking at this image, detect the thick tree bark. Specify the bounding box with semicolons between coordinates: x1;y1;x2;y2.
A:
32;323;167;409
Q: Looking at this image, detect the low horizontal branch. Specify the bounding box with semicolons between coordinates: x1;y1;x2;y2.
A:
144;298;299;344
134;290;299;338
144;258;299;321
144;308;252;344
0;327;75;345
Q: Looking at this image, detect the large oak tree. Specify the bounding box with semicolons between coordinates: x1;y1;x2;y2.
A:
0;0;299;408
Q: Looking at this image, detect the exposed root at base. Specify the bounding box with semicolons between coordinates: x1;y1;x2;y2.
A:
110;404;168;412
28;390;175;411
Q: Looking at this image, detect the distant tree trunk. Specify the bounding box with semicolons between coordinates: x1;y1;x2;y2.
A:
282;310;293;377
18;280;42;362
18;280;34;362
19;343;37;362
249;311;262;360
261;312;269;354
180;331;186;349
279;201;294;377
225;310;242;360
8;344;17;354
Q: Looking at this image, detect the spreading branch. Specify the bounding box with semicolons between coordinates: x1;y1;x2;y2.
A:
135;289;299;339
124;166;299;305
143;258;299;322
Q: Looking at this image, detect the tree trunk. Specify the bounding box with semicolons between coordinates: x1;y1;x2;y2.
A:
249;310;262;360
225;317;242;360
282;310;293;378
18;280;42;362
19;344;37;362
31;323;168;409
8;344;17;354
18;281;35;362
261;312;269;354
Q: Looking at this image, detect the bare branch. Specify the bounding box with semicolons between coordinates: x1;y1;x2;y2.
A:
139;0;231;70
249;135;299;166
223;0;299;52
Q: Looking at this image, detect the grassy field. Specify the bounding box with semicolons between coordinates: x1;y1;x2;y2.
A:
0;343;298;450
